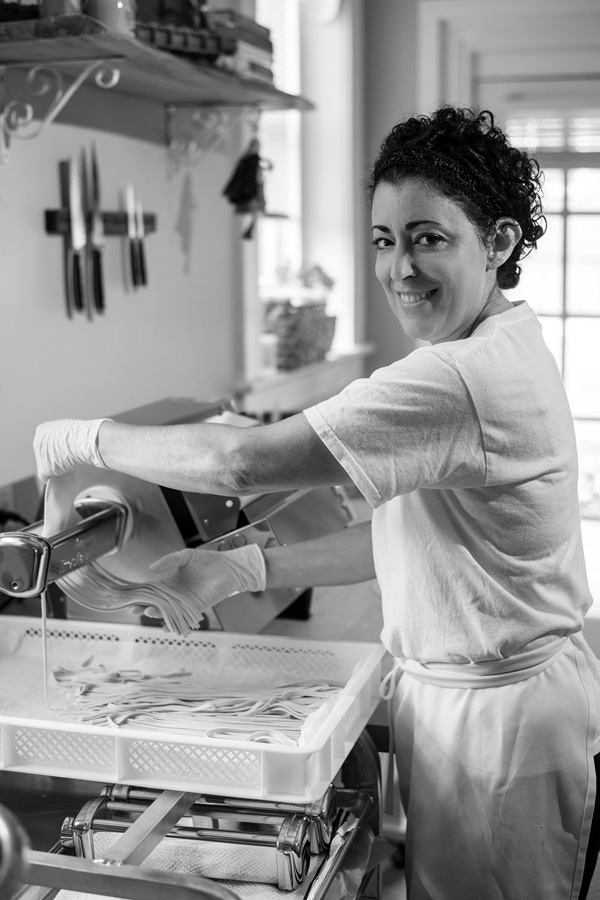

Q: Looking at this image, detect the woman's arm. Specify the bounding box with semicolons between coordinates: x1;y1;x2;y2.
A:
95;414;350;496
263;520;375;588
139;520;376;626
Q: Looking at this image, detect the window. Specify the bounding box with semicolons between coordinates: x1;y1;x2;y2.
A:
254;0;302;295
506;117;600;521
241;0;363;400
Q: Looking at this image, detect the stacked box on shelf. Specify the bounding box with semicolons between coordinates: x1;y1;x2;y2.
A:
217;40;273;82
135;0;199;29
203;7;272;52
134;21;226;61
132;0;237;63
0;0;38;21
204;8;274;83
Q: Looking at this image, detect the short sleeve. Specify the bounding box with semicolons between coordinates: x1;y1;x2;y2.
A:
304;346;486;507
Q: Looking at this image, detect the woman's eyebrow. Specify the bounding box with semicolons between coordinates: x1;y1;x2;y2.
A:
405;219;444;229
371;219;445;232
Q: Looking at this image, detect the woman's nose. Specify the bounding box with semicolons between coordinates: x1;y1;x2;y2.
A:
391;249;418;281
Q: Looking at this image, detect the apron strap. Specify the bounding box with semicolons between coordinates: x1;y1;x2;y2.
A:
379;661;403;816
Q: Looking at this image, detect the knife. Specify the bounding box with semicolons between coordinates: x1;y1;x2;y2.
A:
89;144;105;313
79;149;94;320
58;161;73;319
68;155;88;314
135;198;148;287
126;184;141;288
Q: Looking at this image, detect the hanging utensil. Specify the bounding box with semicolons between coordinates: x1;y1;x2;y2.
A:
90;144;106;313
58;161;73;319
126;184;141;288
79;149;94;320
68;155;88;314
135;197;148;287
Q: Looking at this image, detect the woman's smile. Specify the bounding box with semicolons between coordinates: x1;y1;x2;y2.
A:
396;288;438;305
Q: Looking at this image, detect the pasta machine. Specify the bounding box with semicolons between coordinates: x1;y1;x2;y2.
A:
0;778;378;899
0;398;355;632
60;784;331;889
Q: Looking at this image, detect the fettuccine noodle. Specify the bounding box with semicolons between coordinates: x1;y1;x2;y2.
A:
52;659;342;745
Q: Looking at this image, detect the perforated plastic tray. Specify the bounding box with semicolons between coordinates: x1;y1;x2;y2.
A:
0;616;384;802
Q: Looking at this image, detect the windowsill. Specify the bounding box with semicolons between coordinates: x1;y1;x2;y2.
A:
236;343;375;414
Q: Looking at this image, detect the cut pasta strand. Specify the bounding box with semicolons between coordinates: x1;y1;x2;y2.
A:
52;660;342;744
57;562;207;634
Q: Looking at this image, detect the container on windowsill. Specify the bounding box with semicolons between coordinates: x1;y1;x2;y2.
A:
261;264;336;372
259;332;279;376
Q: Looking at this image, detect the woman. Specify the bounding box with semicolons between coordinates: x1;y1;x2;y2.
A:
34;107;600;899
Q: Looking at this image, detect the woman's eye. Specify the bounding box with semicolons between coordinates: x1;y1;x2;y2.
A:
371;236;393;250
415;233;446;247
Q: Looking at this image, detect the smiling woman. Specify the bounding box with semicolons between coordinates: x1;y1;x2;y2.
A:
32;106;600;900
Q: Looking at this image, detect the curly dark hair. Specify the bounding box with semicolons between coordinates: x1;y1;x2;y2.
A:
367;107;546;289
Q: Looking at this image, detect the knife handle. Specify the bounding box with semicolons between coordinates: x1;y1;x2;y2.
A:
92;247;105;312
69;248;84;312
138;239;147;287
129;240;140;288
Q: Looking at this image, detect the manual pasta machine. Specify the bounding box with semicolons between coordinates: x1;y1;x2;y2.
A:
0;398;354;632
59;783;339;889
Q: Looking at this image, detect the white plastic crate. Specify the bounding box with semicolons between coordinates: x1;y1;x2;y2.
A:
0;616;384;802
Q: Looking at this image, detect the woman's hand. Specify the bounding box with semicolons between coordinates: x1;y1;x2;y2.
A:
34;419;111;481
140;541;268;620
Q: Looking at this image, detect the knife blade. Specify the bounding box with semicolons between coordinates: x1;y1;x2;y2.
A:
135;198;147;287
59;160;73;319
90;144;105;313
79;149;93;320
126;184;140;288
69;155;88;314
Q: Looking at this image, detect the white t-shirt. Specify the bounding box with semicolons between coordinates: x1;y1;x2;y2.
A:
304;302;593;664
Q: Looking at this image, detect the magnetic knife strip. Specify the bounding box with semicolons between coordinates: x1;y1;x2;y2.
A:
60;784;338;891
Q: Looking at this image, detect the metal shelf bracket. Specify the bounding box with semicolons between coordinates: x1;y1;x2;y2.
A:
165;104;261;175
0;57;122;163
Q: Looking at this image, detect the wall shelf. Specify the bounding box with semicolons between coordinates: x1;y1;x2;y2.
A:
0;16;314;111
0;15;313;154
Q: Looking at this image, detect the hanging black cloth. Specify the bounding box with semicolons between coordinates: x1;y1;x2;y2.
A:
223;138;269;238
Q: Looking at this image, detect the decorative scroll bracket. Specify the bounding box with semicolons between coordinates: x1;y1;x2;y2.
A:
0;57;122;163
165;104;261;176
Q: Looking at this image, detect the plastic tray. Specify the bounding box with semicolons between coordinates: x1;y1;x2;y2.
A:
0;616;384;802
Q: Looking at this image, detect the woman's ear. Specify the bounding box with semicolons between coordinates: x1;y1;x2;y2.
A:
486;218;522;271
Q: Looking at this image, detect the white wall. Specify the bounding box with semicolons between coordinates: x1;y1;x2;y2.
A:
362;0;420;372
0;118;244;485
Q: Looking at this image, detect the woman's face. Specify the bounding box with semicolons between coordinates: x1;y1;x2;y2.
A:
371;178;496;344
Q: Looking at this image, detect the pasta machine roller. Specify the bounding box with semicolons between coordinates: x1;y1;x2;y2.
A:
98;782;338;854
61;789;314;890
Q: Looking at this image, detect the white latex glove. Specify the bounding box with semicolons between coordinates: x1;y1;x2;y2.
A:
34;418;112;482
143;543;267;619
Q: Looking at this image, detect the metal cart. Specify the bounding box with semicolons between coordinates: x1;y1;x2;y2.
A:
1;733;382;900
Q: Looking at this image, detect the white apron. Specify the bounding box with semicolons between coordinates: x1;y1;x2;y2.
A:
384;633;600;900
